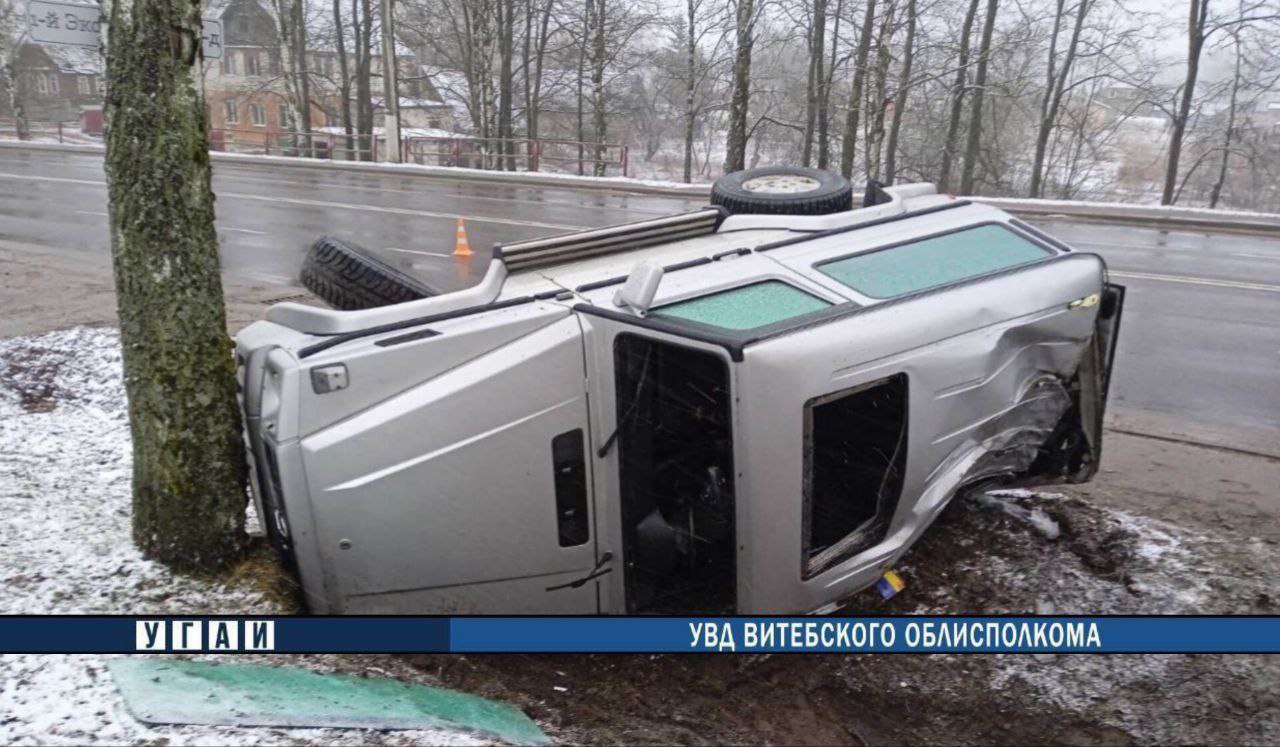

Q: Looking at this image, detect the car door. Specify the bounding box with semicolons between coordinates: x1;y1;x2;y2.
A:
734;254;1110;613
298;312;602;614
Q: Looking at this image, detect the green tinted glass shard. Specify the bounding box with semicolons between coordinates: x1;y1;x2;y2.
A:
109;658;549;745
818;224;1051;298
653;280;831;330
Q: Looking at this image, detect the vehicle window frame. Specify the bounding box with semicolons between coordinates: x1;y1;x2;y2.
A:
649;278;834;332
812;220;1060;300
801;373;909;579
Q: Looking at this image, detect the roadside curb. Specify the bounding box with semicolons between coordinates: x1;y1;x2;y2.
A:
1105;410;1280;462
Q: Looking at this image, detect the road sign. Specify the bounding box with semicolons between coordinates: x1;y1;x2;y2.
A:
26;0;101;48
26;1;222;59
201;19;223;60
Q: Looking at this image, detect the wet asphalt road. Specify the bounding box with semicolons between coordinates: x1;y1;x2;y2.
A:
1;147;1278;431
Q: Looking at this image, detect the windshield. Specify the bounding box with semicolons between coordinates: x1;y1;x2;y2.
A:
816;224;1053;299
652;280;831;331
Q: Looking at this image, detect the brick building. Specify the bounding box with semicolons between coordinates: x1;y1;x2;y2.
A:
0;42;102;124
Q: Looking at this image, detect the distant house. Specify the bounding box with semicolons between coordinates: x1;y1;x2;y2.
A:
201;0;450;153
0;42;103;124
200;0;326;148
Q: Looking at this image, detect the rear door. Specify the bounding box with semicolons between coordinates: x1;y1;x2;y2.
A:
734;255;1107;613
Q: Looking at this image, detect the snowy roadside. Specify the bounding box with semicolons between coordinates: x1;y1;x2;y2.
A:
0;327;485;746
885;487;1280;745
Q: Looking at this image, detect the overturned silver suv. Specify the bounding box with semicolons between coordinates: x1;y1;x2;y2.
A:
235;167;1123;615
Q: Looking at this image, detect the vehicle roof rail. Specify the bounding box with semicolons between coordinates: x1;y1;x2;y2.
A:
494;207;727;273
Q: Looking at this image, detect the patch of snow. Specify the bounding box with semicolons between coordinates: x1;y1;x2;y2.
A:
0;327;485;746
975;491;1060;539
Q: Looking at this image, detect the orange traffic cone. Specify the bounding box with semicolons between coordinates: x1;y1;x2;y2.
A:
453;217;473;257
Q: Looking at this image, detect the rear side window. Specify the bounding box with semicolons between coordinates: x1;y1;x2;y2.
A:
816;224;1051;299
803;374;908;578
653;280;831;330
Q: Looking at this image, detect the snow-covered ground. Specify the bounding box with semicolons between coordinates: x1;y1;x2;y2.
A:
0;327;484;746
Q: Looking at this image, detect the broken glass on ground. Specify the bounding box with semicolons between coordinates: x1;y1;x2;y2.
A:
108;658;549;745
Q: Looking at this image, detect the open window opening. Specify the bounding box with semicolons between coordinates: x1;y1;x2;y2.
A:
614;334;735;614
803;374;908;578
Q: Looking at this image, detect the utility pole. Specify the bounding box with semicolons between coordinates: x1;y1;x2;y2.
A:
379;0;402;162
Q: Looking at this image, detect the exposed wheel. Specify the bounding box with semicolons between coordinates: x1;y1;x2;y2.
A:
299;235;439;310
710;166;853;216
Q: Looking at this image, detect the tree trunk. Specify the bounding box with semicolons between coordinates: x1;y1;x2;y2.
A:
938;0;980;192
958;0;998;195
883;0;915;184
355;0;375;160
838;0;877;179
589;0;608;176
818;0;843;169
682;0;698;182
724;0;755;173
576;2;587;175
527;0;554;148
1029;0;1090;198
1208;28;1242;209
865;0;895;181
2;45;28;139
802;0;828;167
294;0;312;154
1162;0;1208;206
497;0;515;169
334;0;354;158
103;0;248;571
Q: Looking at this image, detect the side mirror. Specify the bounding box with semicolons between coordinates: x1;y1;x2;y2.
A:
613;261;664;316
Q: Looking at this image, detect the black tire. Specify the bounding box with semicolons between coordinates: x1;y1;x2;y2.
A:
300;236;439;310
710;166;853;216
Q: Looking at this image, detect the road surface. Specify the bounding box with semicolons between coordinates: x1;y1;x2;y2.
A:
1;146;1278;431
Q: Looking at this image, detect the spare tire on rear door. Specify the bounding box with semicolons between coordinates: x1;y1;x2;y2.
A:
300;235;439;310
710;166;853;216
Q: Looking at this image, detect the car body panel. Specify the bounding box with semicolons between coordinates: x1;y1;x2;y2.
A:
234;184;1123;615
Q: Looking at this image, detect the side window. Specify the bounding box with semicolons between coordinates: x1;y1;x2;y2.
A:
552;429;589;547
802;374;908;578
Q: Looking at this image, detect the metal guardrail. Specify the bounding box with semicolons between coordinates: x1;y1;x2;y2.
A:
209;128;375;162
0;119;82;143
402;136;629;176
0;138;1275;234
973;197;1280;235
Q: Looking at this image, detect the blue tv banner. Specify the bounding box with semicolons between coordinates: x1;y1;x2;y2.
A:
2;616;1278;654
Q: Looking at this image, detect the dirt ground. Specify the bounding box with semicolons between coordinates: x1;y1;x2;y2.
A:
4;243;1279;745
407;490;1280;746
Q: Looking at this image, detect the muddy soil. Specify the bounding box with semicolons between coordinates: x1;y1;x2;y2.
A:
409;492;1280;746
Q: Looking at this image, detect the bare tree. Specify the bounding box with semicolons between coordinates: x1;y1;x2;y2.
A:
865;0;896;180
668;0;730;181
1028;0;1092;197
937;0;979;191
0;2;27;138
269;0;313;151
838;0;878;178
724;0;758;172
333;0;355;157
496;0;516;168
522;0;557;146
883;0;915;183
352;0;376;159
958;0;998;194
802;0;829;165
1161;0;1278;205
